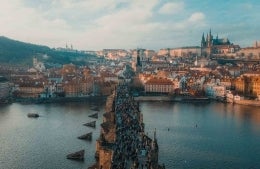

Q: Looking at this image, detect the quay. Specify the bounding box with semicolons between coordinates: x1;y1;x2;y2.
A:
89;84;165;169
134;95;210;103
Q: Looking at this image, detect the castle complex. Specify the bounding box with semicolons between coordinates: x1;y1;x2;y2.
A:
201;29;240;57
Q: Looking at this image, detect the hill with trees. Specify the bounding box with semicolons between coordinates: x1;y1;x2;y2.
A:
0;36;96;66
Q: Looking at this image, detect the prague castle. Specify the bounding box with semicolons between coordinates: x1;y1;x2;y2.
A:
201;29;240;57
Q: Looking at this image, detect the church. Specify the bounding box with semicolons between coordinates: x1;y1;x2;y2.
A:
201;29;240;57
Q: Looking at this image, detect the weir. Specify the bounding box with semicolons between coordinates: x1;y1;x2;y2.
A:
89;84;164;169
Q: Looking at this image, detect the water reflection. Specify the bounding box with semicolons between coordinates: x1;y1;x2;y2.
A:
211;103;260;132
140;101;260;169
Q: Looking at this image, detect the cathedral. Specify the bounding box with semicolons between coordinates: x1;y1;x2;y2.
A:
201;29;240;57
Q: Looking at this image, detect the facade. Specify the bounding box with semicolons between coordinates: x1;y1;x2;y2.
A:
204;84;226;99
201;29;240;57
145;77;174;93
158;46;201;58
234;74;260;97
16;83;45;98
237;41;260;60
102;73;118;83
63;78;94;97
233;76;245;94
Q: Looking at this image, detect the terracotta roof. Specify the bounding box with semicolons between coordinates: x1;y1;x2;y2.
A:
145;78;173;85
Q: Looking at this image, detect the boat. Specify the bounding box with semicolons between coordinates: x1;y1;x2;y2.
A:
66;149;84;160
83;121;96;128
78;132;92;140
88;112;98;119
27;113;39;118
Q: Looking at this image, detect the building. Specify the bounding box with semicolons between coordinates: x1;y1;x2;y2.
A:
16;82;45;98
145;77;174;93
201;29;240;57
204;84;226;99
234;73;260;98
233;76;245;95
33;57;46;72
158;46;201;58
237;41;260;60
134;48;146;72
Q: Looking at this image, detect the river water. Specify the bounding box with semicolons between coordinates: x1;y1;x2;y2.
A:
0;101;260;169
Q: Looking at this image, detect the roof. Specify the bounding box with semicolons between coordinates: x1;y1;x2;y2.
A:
145;78;173;85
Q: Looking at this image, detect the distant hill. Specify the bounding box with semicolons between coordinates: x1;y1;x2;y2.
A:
0;36;96;66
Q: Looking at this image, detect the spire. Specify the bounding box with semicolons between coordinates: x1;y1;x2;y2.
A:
202;33;205;41
201;33;206;47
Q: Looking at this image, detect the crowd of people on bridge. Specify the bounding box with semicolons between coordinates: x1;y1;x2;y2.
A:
109;84;164;169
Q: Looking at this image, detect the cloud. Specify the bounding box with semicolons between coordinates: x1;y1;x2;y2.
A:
188;12;205;22
241;2;253;10
79;0;160;49
158;2;184;14
0;0;258;50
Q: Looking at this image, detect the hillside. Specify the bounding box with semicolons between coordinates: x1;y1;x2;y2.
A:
0;36;96;66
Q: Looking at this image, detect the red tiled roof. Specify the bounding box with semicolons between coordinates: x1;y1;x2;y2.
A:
145;78;173;85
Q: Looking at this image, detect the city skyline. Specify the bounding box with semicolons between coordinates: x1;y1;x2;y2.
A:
0;0;259;50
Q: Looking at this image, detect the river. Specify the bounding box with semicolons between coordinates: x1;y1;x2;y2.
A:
0;101;260;169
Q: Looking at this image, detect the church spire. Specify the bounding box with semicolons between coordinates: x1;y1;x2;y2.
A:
201;33;206;47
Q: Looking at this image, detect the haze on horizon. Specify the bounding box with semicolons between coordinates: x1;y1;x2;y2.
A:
0;0;259;51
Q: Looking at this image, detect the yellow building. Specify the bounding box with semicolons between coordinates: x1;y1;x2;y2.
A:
234;77;245;94
234;75;260;97
249;76;260;97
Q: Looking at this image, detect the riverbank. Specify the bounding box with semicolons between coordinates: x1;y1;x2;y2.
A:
234;99;260;106
13;96;107;104
134;95;210;103
134;96;172;101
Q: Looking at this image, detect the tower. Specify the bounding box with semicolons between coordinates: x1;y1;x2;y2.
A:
207;29;212;47
201;33;207;57
136;49;141;67
201;33;206;48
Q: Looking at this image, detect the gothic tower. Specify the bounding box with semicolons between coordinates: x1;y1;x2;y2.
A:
201;33;206;47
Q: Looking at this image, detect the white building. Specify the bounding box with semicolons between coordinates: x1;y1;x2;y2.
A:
33;57;46;72
205;84;226;99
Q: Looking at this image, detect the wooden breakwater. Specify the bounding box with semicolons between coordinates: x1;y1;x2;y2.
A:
89;84;165;169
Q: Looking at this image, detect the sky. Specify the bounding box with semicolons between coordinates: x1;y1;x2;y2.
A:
0;0;259;51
